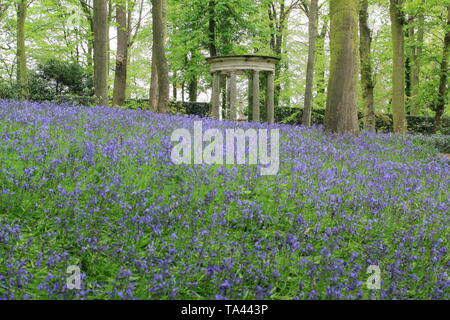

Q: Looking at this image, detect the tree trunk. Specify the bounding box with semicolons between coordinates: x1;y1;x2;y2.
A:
208;1;217;57
181;81;185;102
405;18;412;100
107;0;113;78
268;0;286;108
274;14;284;108
315;16;328;108
188;77;198;102
16;0;29;100
282;60;291;106
324;0;360;135
302;0;318;127
408;16;418;112
208;1;217;115
359;0;375;131
274;63;281;108
112;1;128;107
410;6;424;116
151;0;169;113
79;0;94;70
87;38;93;69
172;71;178;101
150;56;158;110
93;0;109;106
389;0;407;134
434;5;450;133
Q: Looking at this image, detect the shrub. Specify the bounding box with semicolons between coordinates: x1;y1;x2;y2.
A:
116;102;449;136
171;101;210;117
52;95;97;107
411;134;450;154
123;99;150;110
35;59;93;97
28;73;58;102
274;106;449;135
276;107;325;125
0;81;19;100
6;59;95;104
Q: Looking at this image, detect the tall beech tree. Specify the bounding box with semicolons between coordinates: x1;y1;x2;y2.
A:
407;8;424;115
151;0;169;113
150;58;159;110
113;0;144;106
79;0;95;69
411;4;424;115
112;1;128;106
16;0;29;99
208;0;217;57
301;0;319;127
324;0;359;134
315;15;328;108
268;0;300;107
389;0;407;134
359;0;375;131
434;5;450;132
410;8;424;115
93;0;109;106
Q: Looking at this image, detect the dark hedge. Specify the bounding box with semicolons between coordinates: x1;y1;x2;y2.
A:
170;102;449;135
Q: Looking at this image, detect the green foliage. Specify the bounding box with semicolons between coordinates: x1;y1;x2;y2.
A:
374;114;450;135
0;0;449;126
122;99;150;110
167;0;266;99
171;101;210;117
117;100;210;117
274;106;450;135
28;59;93;102
276;106;325;125
0;59;94;104
28;73;56;102
51;94;96;107
0;81;19;100
412;134;450;154
36;59;91;95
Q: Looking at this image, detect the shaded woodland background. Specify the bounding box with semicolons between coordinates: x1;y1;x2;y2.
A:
1;0;449;134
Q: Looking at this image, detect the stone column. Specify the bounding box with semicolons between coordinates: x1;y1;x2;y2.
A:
211;72;221;119
266;71;275;124
252;71;260;122
229;73;237;120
